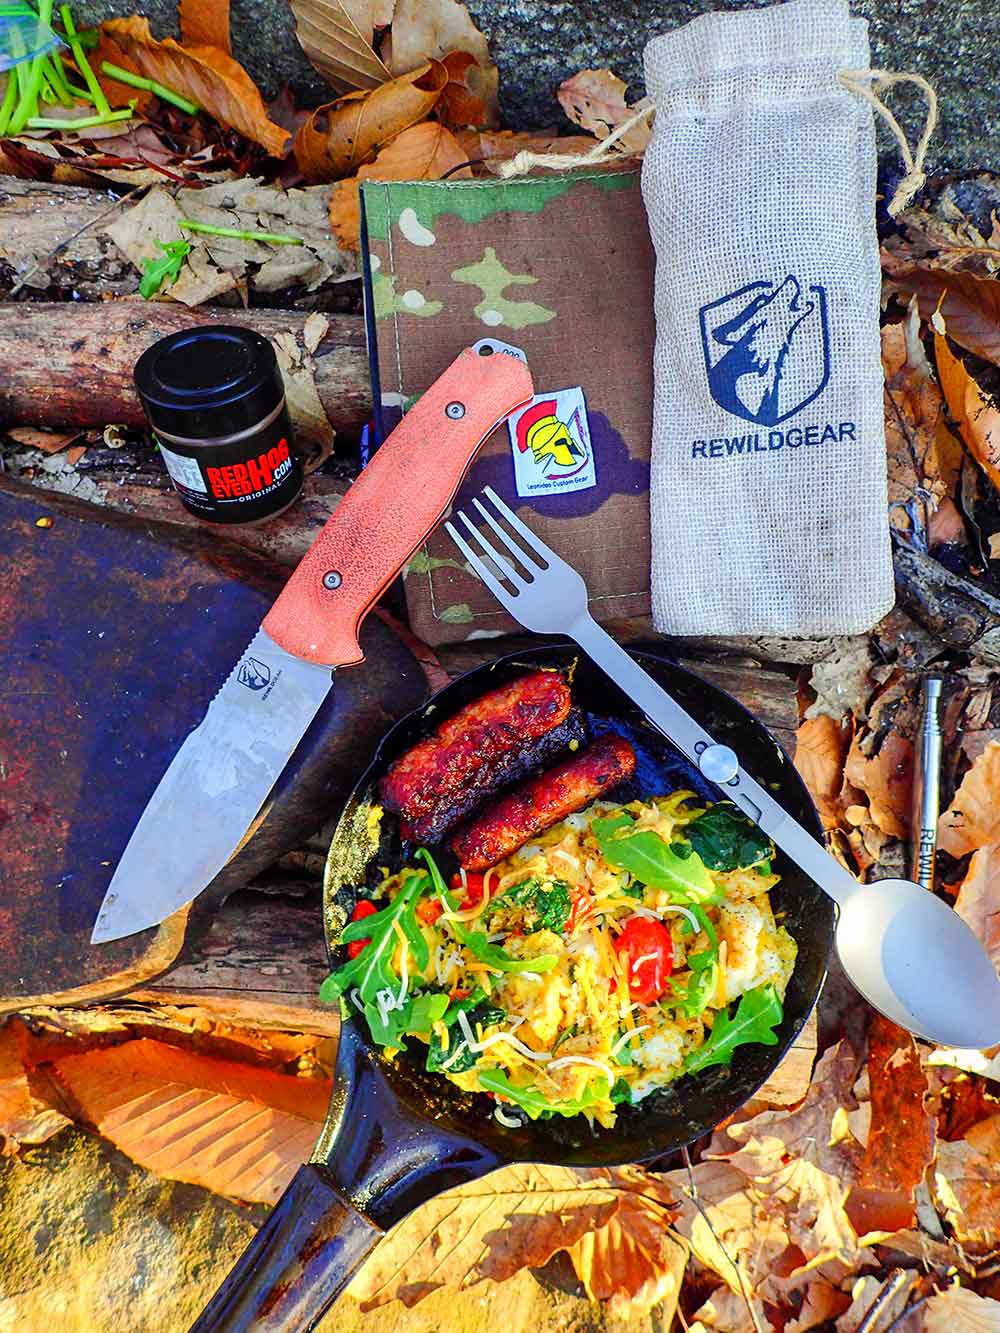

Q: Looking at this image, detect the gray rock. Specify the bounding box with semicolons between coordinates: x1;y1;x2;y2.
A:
71;0;997;171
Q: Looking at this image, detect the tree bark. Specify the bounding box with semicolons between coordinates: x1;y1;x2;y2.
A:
0;302;370;434
894;541;1000;665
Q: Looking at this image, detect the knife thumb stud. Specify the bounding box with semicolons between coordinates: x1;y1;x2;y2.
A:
322;570;343;590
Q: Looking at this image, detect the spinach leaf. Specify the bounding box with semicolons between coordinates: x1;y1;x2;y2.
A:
592;813;721;903
478;1069;611;1119
415;848;559;974
610;1077;633;1105
140;240;191;299
683;985;782;1074
426;1000;506;1073
487;877;571;932
683;803;774;872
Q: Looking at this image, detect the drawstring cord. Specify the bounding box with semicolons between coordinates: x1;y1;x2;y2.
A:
839;69;938;217
496;102;654;178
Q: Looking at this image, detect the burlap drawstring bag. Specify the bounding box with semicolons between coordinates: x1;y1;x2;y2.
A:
642;0;898;637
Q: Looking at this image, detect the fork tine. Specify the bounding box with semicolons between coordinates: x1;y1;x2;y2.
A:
471;496;543;574
482;486;557;564
445;521;515;604
455;509;528;589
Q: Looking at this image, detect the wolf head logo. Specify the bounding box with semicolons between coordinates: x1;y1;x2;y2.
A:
699;276;830;426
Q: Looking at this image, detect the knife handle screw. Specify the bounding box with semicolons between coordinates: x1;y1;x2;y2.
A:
322;570;342;590
445;401;466;419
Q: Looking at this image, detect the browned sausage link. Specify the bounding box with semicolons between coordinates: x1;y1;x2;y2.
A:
379;671;571;821
451;734;637;871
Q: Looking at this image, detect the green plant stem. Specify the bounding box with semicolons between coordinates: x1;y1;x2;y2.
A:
60;3;110;119
43;54;75;107
7;0;50;136
179;220;304;246
100;60;199;115
0;70;18;137
28;106;132;129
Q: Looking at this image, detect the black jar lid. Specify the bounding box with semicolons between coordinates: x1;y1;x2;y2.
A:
133;325;285;440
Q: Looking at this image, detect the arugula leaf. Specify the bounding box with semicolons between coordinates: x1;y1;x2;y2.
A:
683;984;783;1074
487;877;571;932
670;965;718;1019
683;803;774;872
592;813;721;903
139;239;191;299
320;872;429;1009
368;991;449;1048
426;1000;506;1073
415;848;559;974
478;1069;611;1119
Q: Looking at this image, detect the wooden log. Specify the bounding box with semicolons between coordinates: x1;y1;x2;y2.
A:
0;175;355;303
894;542;1000;665
0;301;370;434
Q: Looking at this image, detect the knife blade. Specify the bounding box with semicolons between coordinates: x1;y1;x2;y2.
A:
91;340;533;943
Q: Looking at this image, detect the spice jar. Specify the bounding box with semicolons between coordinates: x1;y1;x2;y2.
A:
134;325;303;525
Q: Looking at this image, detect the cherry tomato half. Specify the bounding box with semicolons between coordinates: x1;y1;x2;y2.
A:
347;899;377;959
613;917;673;1004
450;871;487;907
416;898;444;925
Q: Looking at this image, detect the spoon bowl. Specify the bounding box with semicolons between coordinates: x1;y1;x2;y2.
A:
836;878;1000;1048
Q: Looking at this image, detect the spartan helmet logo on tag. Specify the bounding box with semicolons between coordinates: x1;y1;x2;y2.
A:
507;388;597;498
699;276;830;427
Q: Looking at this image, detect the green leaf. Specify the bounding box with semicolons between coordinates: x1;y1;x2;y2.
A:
487;877;571;933
426;1000;506;1073
683;803;774;872
415;848;559;975
320;872;429;1009
610;1077;632;1105
683;984;783;1074
592;814;720;903
670;963;718;1019
478;1069;611;1119
139;239;191;299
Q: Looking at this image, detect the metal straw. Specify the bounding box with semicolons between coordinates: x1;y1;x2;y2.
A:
910;677;944;890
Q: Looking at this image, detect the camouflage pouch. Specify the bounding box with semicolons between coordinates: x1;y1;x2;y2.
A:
642;0;894;635
360;166;655;646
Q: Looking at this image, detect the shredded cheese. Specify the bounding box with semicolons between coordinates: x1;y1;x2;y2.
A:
494;1104;522;1128
547;1055;617;1083
611;1025;649;1057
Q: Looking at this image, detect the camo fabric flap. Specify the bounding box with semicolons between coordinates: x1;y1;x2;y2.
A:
642;0;894;636
360;166;654;645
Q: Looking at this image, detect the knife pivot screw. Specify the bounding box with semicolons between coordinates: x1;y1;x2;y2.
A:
322;570;342;590
445;401;466;419
698;743;739;784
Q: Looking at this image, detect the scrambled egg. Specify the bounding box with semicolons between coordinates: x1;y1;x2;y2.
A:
375;794;796;1127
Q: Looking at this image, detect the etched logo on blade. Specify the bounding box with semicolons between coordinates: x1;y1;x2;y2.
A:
238;657;271;691
699;275;830;426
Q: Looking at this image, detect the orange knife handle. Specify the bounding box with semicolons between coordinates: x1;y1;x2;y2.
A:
263;347;533;666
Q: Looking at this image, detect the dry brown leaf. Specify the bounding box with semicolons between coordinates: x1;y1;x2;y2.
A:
933;1114;1000;1248
707;1042;871;1266
847;1016;935;1233
385;0;498;126
835;1273;915;1332
295;59;447;182
953;844;1000;969
328;119;470;248
348;1163;676;1310
50;1038;330;1204
794;715;853;831
690;1284;770;1332
100;17;290;157
939;740;1000;856
458;128;597;168
179;0;231;54
4;427;82;454
72;29;153;111
805;639;874;722
0;1028;69;1154
557;68;651;155
935;331;1000;493
923;1285;1000;1331
785;1279;852;1332
435;49;496;129
844;727;913;839
892;267;1000;368
290;0;391;92
272;325;335;463
564;1187;685;1319
882;308;964;543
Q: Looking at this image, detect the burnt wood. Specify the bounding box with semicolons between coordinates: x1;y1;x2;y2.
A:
0;476;427;1011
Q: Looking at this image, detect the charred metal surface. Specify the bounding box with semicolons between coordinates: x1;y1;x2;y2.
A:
0;476;427;1006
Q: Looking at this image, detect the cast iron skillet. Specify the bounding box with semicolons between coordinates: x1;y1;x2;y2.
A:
193;645;833;1333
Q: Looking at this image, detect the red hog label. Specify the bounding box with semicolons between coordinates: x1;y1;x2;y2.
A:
206;439;292;498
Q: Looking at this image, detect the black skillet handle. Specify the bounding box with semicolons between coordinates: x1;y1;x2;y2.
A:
189;1163;382;1333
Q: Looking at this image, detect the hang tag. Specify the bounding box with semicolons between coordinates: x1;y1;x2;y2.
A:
507;387;597;499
